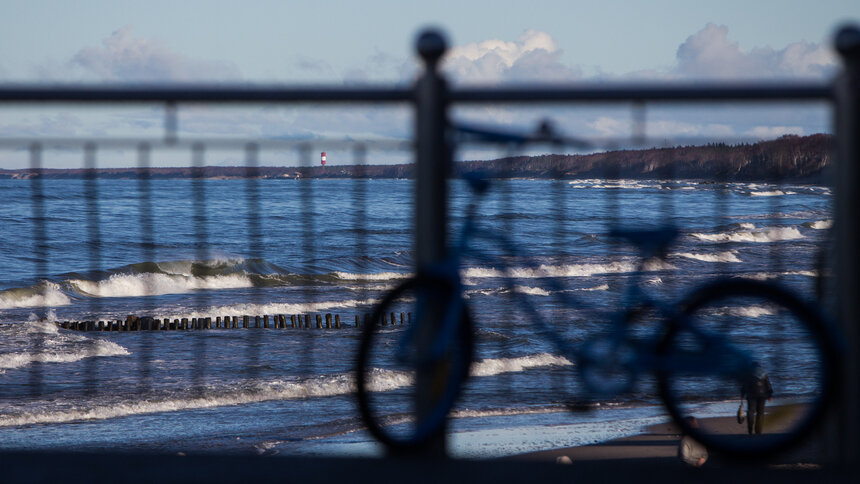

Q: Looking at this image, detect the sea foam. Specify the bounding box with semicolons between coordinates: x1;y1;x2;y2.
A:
0;352;572;427
0;282;71;310
69;272;252;298
691;226;802;243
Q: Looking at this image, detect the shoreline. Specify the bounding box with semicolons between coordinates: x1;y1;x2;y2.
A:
509;414;824;469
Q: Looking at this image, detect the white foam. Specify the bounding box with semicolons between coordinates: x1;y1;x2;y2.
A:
0;282;70;310
567;179;657;190
0;352;576;427
333;271;412;281
69;273;252;298
451;406;564;419
749;190;796;196
471;353;572;377
578;284;610;291
174;297;381;321
674;250;741;263
809;220;832;230
691;226;803;243
736;270;817;281
463;261;636;279
513;286;551;296
713;305;777;318
0;372;355;427
0;339;129;370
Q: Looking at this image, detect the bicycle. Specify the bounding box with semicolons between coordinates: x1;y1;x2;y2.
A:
354;130;842;460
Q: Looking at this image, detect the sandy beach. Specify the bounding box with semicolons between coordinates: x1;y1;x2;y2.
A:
510;414;825;469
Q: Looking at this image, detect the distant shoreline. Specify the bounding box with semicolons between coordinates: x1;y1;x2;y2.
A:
0;134;831;183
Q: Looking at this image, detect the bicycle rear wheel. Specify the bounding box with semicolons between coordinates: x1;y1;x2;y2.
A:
657;278;840;460
355;276;474;452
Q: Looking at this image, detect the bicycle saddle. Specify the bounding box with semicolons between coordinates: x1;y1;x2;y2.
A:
607;225;680;256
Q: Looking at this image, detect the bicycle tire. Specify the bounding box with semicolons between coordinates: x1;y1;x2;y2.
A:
657;278;840;460
355;276;474;452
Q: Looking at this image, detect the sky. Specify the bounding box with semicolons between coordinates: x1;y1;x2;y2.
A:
1;0;859;168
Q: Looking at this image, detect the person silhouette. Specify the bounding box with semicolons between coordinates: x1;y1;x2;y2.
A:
741;363;773;435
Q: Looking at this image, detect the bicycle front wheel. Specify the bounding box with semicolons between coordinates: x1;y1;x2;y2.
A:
354;276;474;452
657;278;840;460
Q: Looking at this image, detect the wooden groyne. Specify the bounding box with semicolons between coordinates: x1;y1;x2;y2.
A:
55;312;412;332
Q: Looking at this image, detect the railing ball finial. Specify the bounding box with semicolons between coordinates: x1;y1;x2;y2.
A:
416;29;448;69
835;24;860;59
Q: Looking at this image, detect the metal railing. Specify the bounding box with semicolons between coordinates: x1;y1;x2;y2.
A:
0;23;857;480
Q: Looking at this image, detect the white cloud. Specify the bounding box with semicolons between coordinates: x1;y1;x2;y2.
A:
587;115;736;139
674;23;836;80
745;125;804;138
70;25;241;82
588;117;626;137
442;30;580;84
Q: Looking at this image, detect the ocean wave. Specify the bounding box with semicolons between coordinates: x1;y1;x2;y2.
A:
0;338;128;371
451;406;564;419
712;305;778;318
173;297;382;321
805;220;832;230
747;190;796;197
69;272;252;298
690;226;802;243
0;282;71;310
735;270;817;281
0;372;356;428
0;352;574;427
462;259;672;279
577;284;609;291
513;286;551;296
471;353;572;377
674;250;741;263
333;271;411;281
567;179;659;190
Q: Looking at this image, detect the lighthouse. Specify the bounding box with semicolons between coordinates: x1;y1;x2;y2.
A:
321;152;326;166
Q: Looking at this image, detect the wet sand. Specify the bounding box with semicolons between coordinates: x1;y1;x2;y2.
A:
510;414;825;469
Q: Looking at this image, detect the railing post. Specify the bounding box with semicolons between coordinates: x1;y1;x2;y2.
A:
414;28;450;456
834;24;860;470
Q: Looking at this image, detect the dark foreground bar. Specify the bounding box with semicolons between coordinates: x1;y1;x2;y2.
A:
0;453;848;484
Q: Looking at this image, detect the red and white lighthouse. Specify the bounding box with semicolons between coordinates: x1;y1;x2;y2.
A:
321;152;326;166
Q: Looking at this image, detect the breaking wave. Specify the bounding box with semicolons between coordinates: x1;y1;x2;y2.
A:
470;353;572;377
674;250;741;263
690;226;802;243
0;339;129;371
0;352;571;427
333;271;411;281
735;270;817;281
69;272;252;298
805;220;832;230
712;305;778;318
747;190;796;197
0;281;71;310
0;319;129;373
462;259;672;280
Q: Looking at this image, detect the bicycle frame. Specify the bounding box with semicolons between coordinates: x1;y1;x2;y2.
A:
411;178;758;399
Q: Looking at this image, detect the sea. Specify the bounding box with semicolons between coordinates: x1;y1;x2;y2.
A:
0;177;832;457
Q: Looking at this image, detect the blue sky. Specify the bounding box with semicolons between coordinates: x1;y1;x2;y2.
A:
1;0;859;167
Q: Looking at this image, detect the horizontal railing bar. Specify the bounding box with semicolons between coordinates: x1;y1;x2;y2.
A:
0;82;834;104
449;83;834;103
0;137;412;150
0;85;414;103
0;134;824;154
